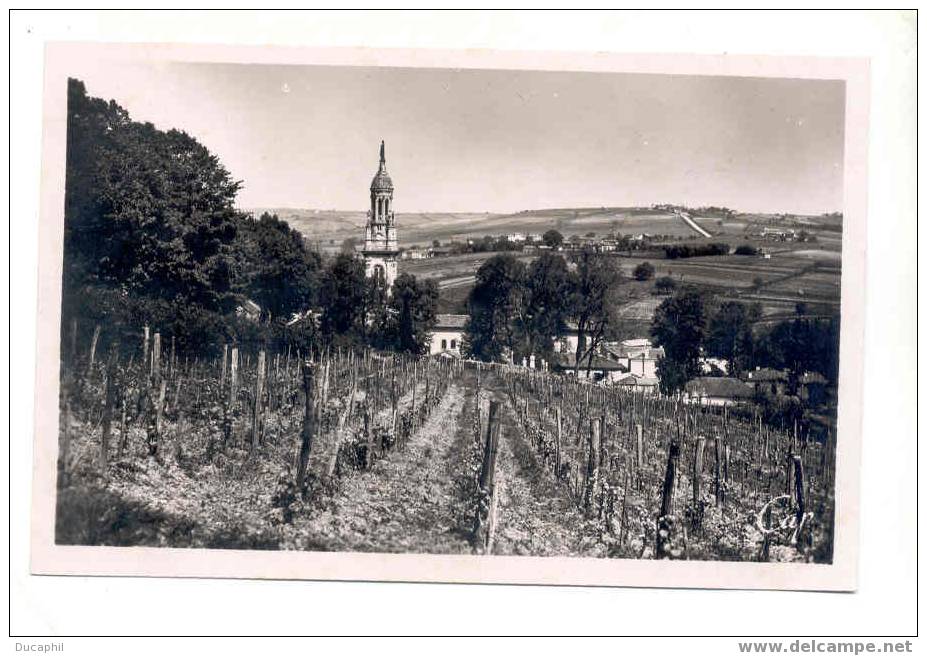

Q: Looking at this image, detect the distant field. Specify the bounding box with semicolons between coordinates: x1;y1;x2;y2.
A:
247;206;845;246
404;241;842;328
400;251;537;282
246;204;843;325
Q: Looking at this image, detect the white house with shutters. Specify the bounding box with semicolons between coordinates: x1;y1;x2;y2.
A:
429;314;468;355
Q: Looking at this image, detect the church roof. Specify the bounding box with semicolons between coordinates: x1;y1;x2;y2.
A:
370;140;394;192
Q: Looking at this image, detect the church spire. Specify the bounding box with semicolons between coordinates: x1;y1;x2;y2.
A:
379;140;385;165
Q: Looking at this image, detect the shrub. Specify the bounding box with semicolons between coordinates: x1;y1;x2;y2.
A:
663;243;730;259
734;244;758;256
654;276;677;295
633;261;656;281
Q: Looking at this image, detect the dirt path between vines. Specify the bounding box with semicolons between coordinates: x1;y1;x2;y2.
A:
290;381;478;554
482;382;606;558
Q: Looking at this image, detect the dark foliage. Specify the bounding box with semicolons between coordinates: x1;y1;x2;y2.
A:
319;254;371;344
633;261;656;281
663;243;730;259
542;229;564;249
380;273;439;354
234;213;321;322
651;289;710;394
654;276;678;295
463;254;527;362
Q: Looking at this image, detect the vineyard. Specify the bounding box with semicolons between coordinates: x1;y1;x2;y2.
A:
55;329;835;563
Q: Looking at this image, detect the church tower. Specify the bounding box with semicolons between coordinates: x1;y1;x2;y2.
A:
363;141;399;291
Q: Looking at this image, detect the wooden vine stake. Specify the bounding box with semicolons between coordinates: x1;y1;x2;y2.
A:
583;418;601;513
100;346;118;470
790;455;806;548
250;350;266;454
87;324;102;376
295;361;317;498
224;346;239;445
473;400;501;553
142;325;150;364
656;440;681;559
150;332;161;380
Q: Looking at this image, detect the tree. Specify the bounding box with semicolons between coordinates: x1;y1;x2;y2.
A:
754;317;839;384
384;273;438;354
463;254;527;362
633;261;656;281
734;244;758;256
319;254;370;343
235;213;321;321
66;80;244;314
705;300;755;376
651;289;710;394
63;78;246;354
542;229;564;249
522;252;572;358
568;248;623;373
432;239;441;248
340;237;359;254
654;276;677;295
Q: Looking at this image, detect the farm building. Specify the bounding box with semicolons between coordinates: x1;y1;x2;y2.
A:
798;371;830;405
553;322;581;355
428;314;468;355
742;367;789;396
401;247;432;260
684;377;755;406
550;353;627;383
614;373;660;394
604;338;665;378
235;299;262;322
700;356;730;375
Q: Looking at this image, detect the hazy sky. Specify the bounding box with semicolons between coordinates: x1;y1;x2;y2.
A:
68;60;845;214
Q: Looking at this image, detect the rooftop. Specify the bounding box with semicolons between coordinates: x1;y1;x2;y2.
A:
743;368;788;382
616;373;660;387
800;371;828;385
551;353;626;371
686;376;755;399
434;314;469;329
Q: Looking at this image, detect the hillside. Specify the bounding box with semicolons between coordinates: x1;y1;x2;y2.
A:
244;206;843;248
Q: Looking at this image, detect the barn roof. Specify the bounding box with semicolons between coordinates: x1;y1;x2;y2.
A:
551;353;626;371
616;373;660;387
800;371;828;385
434;314;468;329
686;377;755;399
743;368;788;382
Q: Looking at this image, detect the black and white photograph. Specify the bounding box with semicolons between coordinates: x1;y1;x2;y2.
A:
10;8;919;645
41;49;858;573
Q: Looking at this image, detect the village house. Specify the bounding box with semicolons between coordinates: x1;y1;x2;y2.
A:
553;322;581;355
614;373;660;395
428;314;468;355
401;246;432;260
550;353;627;383
700;356;730;375
236;299;262;322
604;338;665;378
684;376;755;406
742;367;789;396
798;371;830;406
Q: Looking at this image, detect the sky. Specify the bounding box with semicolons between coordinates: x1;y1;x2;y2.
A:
67;60;846;215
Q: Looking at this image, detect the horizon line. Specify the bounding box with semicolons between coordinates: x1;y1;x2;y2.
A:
236;204;844;218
